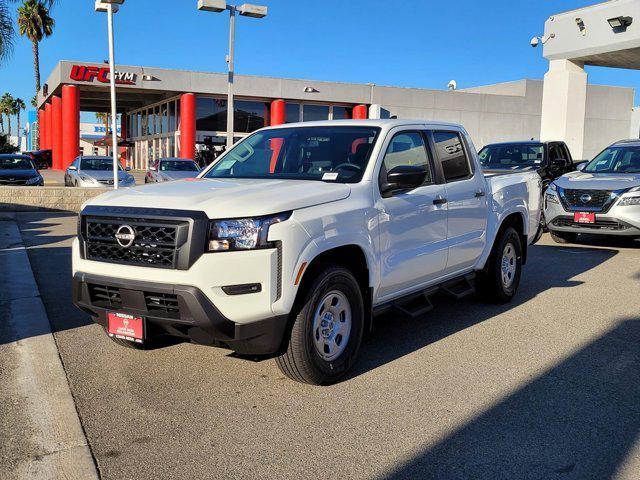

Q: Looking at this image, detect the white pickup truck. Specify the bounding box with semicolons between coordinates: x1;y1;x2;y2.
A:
72;119;541;385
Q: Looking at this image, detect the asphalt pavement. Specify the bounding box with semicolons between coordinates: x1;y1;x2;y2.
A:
4;211;640;480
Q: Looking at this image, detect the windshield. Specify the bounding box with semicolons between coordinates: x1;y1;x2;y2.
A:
80;158;123;171
203;126;380;183
584;146;640;174
478;144;543;169
0;156;35;170
160;160;199;172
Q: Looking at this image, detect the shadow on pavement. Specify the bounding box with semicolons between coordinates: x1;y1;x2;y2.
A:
381;317;640;479
352;242;617;380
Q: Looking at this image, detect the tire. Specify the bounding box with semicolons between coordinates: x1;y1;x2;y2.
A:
550;230;578;244
275;265;365;385
477;227;522;303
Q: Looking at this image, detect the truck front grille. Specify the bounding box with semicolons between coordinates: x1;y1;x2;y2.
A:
560;189;614;212
552;218;630;230
84;218;183;268
144;292;181;318
88;283;122;308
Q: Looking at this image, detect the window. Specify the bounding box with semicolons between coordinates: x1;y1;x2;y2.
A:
380;131;432;184
332;106;351;120
285;103;300;123
585;146;640;173
203;126;379;183
478;144;543;168
432;131;471;182
302;104;329;122
234;100;269;133
168;101;176;132
196;97;227;132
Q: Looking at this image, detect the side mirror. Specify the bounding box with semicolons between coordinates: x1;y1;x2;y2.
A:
576;162;587;171
381;165;427;196
68;165;77;171
549;158;567;169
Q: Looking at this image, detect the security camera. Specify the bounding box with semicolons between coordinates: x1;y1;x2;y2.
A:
447;80;457;91
530;36;540;48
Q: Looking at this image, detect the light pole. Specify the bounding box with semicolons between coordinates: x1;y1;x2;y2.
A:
197;1;267;149
95;0;124;189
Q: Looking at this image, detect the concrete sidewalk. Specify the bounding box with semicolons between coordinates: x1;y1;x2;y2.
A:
0;213;98;480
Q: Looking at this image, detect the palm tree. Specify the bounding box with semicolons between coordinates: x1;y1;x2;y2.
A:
13;97;25;146
0;1;56;66
0;92;14;137
17;0;54;96
95;112;110;132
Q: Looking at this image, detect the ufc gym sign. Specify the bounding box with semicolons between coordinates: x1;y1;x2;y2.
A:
70;65;137;85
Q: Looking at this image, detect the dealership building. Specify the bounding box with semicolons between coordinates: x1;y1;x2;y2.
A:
35;59;637;170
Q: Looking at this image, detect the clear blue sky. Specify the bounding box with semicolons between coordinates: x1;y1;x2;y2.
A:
1;0;638;129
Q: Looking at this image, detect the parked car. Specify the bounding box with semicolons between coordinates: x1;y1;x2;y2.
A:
545;139;640;243
65;155;135;188
145;157;200;183
72;119;541;385
479;140;575;190
0;154;43;186
24;149;52;170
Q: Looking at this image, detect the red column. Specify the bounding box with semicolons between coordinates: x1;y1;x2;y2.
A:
353;104;368;119
51;96;63;170
270;99;285;126
44;103;52;152
119;114;127;167
269;100;286;173
37;109;45;150
179;93;196;160
62;85;80;170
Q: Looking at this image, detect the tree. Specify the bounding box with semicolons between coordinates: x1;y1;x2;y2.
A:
12;96;25;145
17;0;54;97
0;92;14;137
0;1;55;66
0;132;17;153
95;112;110;132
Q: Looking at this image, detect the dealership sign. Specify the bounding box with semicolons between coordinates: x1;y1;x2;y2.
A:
70;65;137;85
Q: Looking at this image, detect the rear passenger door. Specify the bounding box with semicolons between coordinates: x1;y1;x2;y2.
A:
428;130;488;275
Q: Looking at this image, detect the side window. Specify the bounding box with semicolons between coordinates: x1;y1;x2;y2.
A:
380;131;432;185
432;131;471;182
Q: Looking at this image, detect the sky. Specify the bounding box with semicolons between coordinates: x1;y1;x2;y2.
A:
1;0;639;130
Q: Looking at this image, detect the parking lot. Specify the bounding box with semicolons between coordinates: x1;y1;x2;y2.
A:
1;211;639;480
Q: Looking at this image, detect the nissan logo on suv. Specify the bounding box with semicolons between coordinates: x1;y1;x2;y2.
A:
580;194;592;203
115;225;136;248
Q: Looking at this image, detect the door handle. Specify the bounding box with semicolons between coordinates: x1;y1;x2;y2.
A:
475;190;486;198
433;197;448;205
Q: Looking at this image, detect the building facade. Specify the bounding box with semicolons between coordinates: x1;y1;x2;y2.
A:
36;60;636;170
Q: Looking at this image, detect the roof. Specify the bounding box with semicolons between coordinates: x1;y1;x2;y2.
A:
481;140;561;147
262;118;463;130
611;139;640;147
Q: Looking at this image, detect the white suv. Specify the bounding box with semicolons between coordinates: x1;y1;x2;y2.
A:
72;120;541;385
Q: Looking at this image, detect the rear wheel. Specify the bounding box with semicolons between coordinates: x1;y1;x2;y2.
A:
275;266;364;385
550;230;578;244
477;227;522;303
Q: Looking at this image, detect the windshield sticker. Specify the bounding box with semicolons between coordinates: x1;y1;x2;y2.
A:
322;172;339;181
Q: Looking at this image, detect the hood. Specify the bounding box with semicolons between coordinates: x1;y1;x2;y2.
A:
555;171;640;191
88;178;351;218
80;170;129;180
160;171;199;181
0;169;38;179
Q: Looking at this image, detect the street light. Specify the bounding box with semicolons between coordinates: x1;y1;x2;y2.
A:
95;0;124;189
197;1;267;148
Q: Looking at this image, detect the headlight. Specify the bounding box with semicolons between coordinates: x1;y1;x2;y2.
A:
545;193;559;205
618;196;640;206
25;175;42;185
206;212;291;252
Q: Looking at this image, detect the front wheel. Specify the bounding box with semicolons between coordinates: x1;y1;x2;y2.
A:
275;266;364;385
477;227;523;303
550;230;579;244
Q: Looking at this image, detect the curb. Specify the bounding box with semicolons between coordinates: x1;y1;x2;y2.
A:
0;217;99;479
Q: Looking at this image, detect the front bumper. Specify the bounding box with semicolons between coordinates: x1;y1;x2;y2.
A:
73;273;288;355
545;193;640;236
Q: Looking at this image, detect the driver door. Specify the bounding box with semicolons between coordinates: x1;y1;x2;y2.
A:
375;129;448;302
